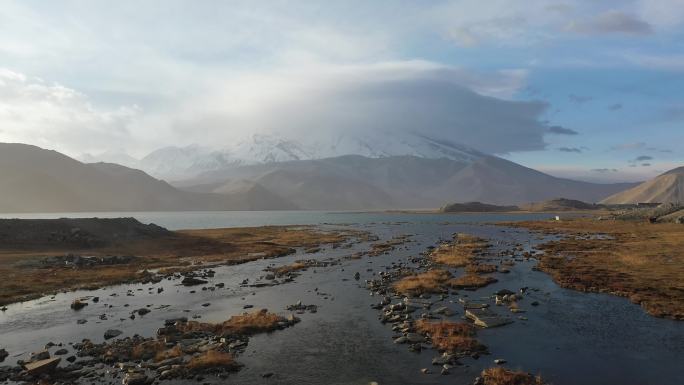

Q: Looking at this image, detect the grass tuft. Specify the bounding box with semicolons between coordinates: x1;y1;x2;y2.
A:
187;350;241;371
393;269;452;295
449;274;497;289
415;320;486;353
177;309;285;336
480;367;546;385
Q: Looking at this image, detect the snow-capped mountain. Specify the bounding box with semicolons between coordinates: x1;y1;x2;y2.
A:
80;132;486;181
138;145;243;180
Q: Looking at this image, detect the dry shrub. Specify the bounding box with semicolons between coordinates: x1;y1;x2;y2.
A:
481;367;546;385
449;274;497;289
187;350;240;371
416;320;486;353
393;269;452;295
178;309;284;336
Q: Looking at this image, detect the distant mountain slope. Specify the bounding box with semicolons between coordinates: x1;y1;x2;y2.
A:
179;154;637;210
0;143;296;212
601;166;684;204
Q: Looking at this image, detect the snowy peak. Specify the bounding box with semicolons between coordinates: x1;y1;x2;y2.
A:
80;132;487;181
231;134;315;163
139;145;243;180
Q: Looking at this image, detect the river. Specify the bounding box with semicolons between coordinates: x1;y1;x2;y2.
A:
0;211;681;385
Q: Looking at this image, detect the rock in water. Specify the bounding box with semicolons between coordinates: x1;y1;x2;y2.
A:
104;329;123;340
181;277;208;286
137;308;151;316
70;299;87;310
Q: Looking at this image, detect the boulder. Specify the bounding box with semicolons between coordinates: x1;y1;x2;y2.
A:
0;349;7;362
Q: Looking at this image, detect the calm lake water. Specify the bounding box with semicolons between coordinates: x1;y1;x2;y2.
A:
0;210;564;230
0;211;681;385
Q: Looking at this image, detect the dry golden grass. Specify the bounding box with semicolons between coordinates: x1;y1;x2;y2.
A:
431;233;490;267
366;234;412;256
393;269;452;295
415;320;486;353
466;263;498;274
480;367;546;385
267;261;309;277
130;340;166;361
509;218;684;320
155;344;183;362
186;350;240;371
449;274;497;289
0;226;359;306
178;309;285;336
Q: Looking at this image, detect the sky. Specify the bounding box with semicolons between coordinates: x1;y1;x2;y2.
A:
0;0;683;182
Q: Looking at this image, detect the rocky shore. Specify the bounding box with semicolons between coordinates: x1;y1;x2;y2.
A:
0;309;299;384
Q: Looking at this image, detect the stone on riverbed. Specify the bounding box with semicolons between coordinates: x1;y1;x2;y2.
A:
123;372;149;385
70;299;87;310
458;299;489;310
465;309;512;328
104;329;123;340
23;357;61;375
181;276;208;286
30;350;50;361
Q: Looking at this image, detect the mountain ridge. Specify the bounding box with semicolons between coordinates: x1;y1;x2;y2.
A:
178;154;638;210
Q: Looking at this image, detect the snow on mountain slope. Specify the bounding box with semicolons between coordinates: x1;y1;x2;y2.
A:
81;132;486;181
138;145;244;180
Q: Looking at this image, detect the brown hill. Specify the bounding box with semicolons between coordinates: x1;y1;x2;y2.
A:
0;143;297;212
520;198;601;212
601;167;684;205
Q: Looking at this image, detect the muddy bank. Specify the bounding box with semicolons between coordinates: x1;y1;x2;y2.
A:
506;218;684;320
0;218;366;306
0;309;299;384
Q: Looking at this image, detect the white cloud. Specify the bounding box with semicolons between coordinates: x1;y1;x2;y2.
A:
0;68;140;156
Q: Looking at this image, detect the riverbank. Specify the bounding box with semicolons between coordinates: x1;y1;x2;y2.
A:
506;218;684;320
0;218;363;306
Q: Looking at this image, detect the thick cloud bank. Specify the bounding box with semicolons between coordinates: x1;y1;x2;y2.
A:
175;63;551;155
1;63;555;156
